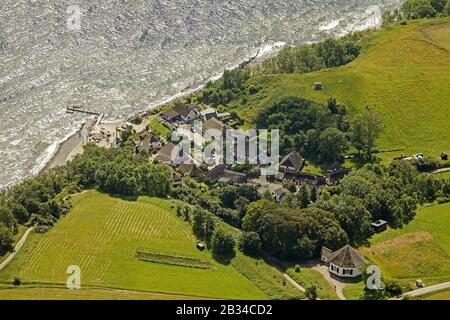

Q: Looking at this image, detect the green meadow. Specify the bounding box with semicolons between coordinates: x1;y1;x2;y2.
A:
230;19;450;162
362;202;450;287
0;191;269;299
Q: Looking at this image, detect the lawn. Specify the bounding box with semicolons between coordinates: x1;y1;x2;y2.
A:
229;18;450;162
0;191;266;300
362;202;450;287
283;264;339;300
148;115;171;140
421;288;450;300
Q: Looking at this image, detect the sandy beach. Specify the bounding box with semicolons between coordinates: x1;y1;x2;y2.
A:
43;117;98;171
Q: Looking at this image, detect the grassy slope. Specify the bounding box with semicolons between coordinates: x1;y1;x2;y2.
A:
283;264;339;300
422;288;450;300
0;191;266;300
231;18;450;161
0;286;202;300
362;202;450;287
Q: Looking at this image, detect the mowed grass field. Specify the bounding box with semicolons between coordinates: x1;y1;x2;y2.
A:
362;202;450;286
0;191;266;299
233;18;450;161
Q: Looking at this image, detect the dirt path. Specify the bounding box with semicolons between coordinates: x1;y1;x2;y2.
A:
0;227;34;272
311;264;347;300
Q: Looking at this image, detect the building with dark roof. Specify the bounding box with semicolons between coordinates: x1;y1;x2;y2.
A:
321;245;365;278
155;142;185;164
325;168;351;186
279;152;305;173
173;103;197;122
203;118;226;136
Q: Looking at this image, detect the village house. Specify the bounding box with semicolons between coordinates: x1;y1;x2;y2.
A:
154;142;185;164
133;131;162;154
161;103;198;123
321;245;365;278
203;117;226;136
279;152;305;174
161;109;181;123
206;164;247;186
200;108;218;121
325;168;351;186
178;163;205;180
173;103;198;122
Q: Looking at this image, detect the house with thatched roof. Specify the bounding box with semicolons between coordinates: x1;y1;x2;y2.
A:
173;103;198;122
321;245;365;278
178;163;205;180
203;117;226;136
279;152;305;173
155;142;185;164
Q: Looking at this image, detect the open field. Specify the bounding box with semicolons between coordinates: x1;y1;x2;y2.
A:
0;285;203;300
0;191;266;299
362;202;450;287
421;288;450;300
230;19;450;162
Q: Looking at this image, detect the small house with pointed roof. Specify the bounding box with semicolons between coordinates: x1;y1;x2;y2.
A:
321;245;365;278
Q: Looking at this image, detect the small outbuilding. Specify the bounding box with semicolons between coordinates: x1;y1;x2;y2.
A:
314;82;323;90
196;243;206;251
441;152;448;161
371;220;388;233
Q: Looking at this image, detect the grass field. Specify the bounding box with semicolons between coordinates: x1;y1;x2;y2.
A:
0;191;267;299
283;264;339;300
421;288;450;300
362;202;450;287
0;285;203;300
230;18;450;162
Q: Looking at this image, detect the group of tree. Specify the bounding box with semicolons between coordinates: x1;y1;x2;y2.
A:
256;96;384;164
242;199;348;261
401;0;450;19
257;33;365;74
198;69;251;106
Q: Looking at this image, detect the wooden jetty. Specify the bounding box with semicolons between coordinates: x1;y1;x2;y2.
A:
66;106;100;116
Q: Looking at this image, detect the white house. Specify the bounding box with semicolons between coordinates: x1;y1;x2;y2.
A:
321;245;364;278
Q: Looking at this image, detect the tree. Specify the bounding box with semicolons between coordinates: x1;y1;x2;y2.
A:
239;231;262;256
305;285;318;300
318;128;349;163
402;0;437;19
0;224;13;255
351;107;384;159
211;229;236;262
298;184;311;208
444;0;450;15
431;0;448;12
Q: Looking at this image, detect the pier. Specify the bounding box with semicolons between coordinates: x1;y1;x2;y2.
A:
66;106;101;116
